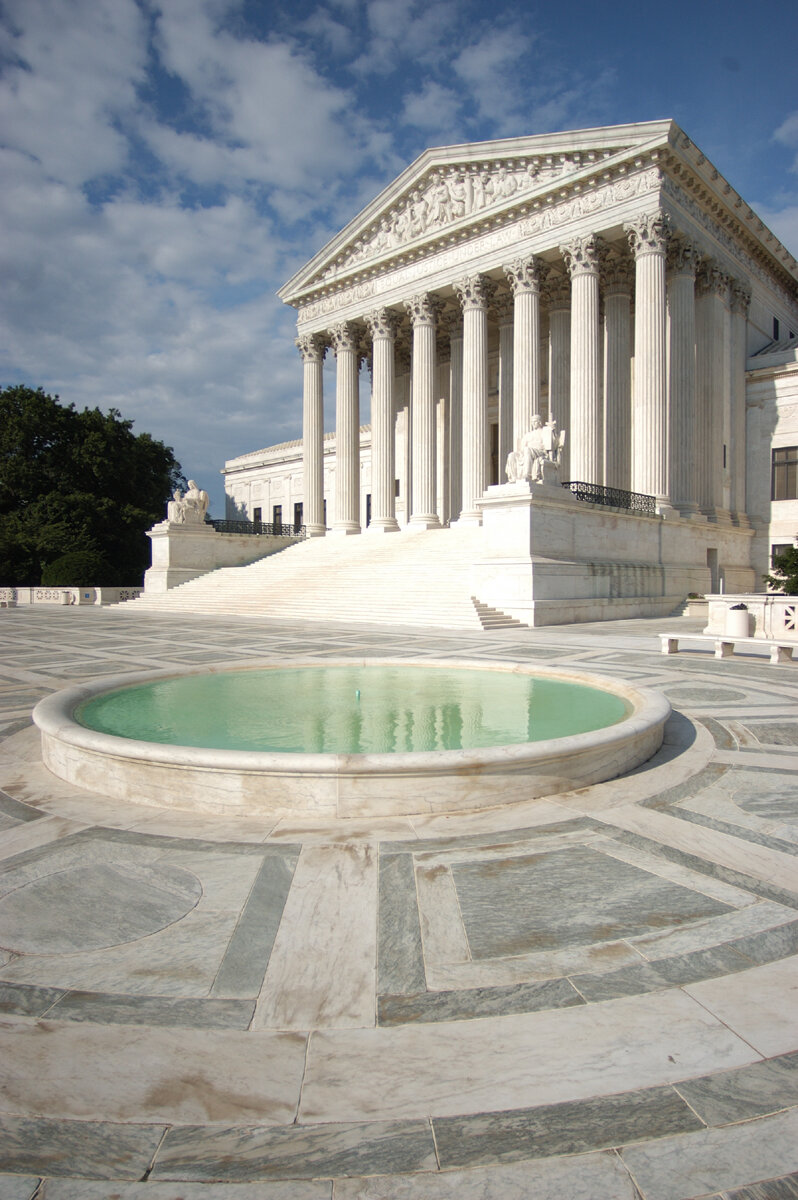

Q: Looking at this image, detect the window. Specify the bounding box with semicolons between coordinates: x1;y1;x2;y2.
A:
253;507;262;524
395;479;400;497
773;317;780;341
772;447;798;500
293;502;303;531
771;544;793;566
273;504;282;526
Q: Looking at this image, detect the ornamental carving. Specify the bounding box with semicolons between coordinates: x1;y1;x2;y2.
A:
626;210;670;257
695;260;729;301
295;333;326;362
730;279;752;316
560;235;604;277
503;256;542;295
667;237;701;276
542;268;571;309
454;275;496;311
365;308;399;340
320;150;622;280
491;291;514;325
602;253;634;294
328;322;359;355
404;293;440;326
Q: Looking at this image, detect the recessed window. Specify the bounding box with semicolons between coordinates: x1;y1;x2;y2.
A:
773;317;780;340
771;543;793;566
772;446;798;500
253;507;262;523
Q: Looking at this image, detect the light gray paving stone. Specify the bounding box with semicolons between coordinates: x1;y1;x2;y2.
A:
676;1053;798;1125
631;903;798;960
0;1114;164;1180
333;1148;640;1199
378;976;583;1025
684;957;798;1058
0;1177;39;1200
39;1181;331;1199
620;1107;798;1200
432;1084;702;1168
377;853;425;996
151;1118;436;1181
571;943;752;1003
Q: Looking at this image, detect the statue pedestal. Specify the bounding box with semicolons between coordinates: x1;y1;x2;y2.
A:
144;522;221;593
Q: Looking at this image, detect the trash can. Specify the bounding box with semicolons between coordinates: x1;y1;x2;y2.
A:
726;602;749;638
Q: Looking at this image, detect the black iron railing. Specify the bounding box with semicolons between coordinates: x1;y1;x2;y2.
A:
209;519;306;538
561;482;656;516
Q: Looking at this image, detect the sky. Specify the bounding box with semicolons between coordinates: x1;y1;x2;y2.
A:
2;0;797;515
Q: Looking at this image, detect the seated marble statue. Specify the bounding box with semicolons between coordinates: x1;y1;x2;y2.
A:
182;479;210;524
505;417;566;484
167;489;185;523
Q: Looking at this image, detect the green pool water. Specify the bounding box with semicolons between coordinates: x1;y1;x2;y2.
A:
76;666;631;756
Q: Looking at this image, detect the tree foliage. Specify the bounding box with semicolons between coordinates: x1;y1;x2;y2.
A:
0;386;184;585
764;546;798;596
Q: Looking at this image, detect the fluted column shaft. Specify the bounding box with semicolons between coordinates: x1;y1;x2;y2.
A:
329;323;360;534
730;280;751;521
666;242;699;513
365;309;400;533
454;275;493;523
448;321;464;522
695;262;729;515
546;275;571;479
602;259;633;490
405;294;440;528
495;294;514;471
504;257;541;445
297;333;326;536
561;237;601;483
627;212;669;505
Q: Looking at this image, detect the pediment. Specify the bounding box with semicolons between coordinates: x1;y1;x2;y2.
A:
279;121;676;306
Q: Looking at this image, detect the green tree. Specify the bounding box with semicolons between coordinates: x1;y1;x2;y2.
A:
0;385;184;585
764;546;798;596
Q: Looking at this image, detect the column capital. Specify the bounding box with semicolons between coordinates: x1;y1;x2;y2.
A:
328;321;359;356
560;234;604;278
295;332;326;363
696;259;730;301
667;237;701;277
454;274;495;312
404;293;441;326
602;252;634;296
491;290;514;327
365;308;399;341
542;267;571;309
730;278;752;316
502;256;542;295
625;210;670;258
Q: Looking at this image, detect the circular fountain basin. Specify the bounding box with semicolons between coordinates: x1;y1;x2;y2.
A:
33;659;670;819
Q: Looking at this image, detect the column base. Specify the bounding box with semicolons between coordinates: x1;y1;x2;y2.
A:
366;519;400;534
406;515;442;531
655;500;679;520
305;524;327;538
330;523;362;536
452;511;483;527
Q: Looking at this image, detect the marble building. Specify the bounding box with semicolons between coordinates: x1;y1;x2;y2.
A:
224;120;798;624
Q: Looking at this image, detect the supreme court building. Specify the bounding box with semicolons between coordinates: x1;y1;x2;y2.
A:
224;120;798;625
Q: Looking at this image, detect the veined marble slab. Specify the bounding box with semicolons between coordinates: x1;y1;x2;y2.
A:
298;988;758;1122
684;956;798;1058
38;1182;331;1199
0;1015;307;1124
252;842;378;1030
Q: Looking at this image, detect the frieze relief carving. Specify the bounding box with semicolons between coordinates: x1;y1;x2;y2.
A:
318;150;622;283
519;169;661;237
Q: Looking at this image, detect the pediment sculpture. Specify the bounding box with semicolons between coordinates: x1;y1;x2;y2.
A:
505;417;566;486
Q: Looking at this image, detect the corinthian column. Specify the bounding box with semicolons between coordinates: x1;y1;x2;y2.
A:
729;279;751;522
545;270;571;479
626;211;670;506
493;291;514;471
329;322;360;535
695;261;729;516
503;256;542;444
365;309;400;533
453;275;494;523
602;254;633;490
405;293;441;529
296;332;326;536
561;236;602;484
666;239;699;514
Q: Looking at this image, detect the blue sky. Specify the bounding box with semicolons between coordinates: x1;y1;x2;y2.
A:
2;0;797;514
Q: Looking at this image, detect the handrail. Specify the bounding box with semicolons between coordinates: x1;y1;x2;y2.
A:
561;481;656;516
208;519;306;538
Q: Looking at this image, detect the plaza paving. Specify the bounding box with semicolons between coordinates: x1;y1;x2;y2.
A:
0;605;797;1200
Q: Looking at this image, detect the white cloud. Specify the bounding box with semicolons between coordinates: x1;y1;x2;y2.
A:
773;111;798;172
753;204;798;260
401;80;463;137
453;25;533;131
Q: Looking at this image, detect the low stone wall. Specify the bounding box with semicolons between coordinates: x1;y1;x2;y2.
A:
144;522;301;592
703;593;798;641
2;586;143;606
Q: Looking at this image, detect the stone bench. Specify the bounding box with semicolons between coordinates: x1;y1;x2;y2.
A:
659;633;795;664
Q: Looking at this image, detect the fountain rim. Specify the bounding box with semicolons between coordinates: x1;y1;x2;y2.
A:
33;657;671;777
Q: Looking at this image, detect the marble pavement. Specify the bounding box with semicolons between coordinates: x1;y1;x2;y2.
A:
0;606;797;1199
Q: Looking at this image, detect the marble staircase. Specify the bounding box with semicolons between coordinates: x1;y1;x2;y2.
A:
126;525;503;630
